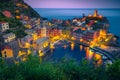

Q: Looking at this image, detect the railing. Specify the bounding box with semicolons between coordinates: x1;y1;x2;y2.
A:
90;47;115;62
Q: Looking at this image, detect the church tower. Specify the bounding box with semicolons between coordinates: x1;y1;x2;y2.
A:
93;10;98;17
41;27;47;37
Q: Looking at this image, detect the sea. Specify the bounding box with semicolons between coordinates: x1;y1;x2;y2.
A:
34;8;120;37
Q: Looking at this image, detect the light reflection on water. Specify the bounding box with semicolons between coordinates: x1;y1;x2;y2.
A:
80;45;83;51
46;41;102;64
70;43;74;51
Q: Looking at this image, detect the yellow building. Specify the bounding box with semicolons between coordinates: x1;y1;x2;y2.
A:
1;46;13;58
16;3;22;7
15;10;19;13
25;24;32;29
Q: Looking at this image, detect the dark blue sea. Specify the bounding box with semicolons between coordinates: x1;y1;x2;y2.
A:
45;43;86;62
34;8;120;37
34;8;120;61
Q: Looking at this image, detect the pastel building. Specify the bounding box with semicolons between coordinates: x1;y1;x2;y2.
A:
48;28;62;37
82;30;99;43
0;46;13;58
41;27;47;37
36;37;49;49
25;29;35;35
20;35;33;48
34;37;50;54
2;33;16;43
0;22;9;32
21;35;33;43
35;27;62;38
34;27;41;36
71;29;83;40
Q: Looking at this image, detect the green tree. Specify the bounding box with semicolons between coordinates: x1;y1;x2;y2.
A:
107;60;120;80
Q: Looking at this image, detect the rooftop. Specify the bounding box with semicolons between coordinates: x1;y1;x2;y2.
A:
0;21;7;24
2;10;12;18
0;45;12;50
36;37;49;44
3;33;15;38
25;29;35;34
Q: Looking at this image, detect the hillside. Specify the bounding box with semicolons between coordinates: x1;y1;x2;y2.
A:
0;0;41;38
0;0;41;18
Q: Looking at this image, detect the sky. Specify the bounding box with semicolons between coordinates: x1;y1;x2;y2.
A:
24;0;120;8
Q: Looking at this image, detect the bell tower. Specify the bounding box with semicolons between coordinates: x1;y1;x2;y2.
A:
93;10;98;17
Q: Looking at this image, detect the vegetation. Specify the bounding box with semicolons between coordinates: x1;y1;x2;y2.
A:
0;18;22;28
0;0;40;18
5;29;27;38
0;0;41;38
0;55;120;80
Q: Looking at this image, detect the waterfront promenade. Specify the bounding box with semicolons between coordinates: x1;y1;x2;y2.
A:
73;40;115;62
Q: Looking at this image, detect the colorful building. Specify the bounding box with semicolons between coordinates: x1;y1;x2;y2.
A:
0;46;13;58
70;29;83;40
2;33;16;43
34;37;50;56
34;27;41;36
41;27;47;37
35;37;49;50
0;22;9;32
25;29;35;35
82;30;99;43
50;28;62;36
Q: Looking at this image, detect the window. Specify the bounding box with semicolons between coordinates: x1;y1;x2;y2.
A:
5;39;8;43
2;23;4;26
2;27;5;31
6;25;9;29
4;51;7;58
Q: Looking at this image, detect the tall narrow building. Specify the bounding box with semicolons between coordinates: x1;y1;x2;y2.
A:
41;26;47;37
93;10;98;17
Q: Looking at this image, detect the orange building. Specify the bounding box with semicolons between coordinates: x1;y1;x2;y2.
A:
1;46;13;58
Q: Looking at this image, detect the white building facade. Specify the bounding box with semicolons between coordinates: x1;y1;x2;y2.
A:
2;33;16;43
0;22;9;32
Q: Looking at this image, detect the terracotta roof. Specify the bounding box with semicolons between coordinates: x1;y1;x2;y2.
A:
36;37;48;44
2;10;12;18
1;46;12;50
0;21;7;24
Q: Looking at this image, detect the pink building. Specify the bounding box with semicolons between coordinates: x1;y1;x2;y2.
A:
82;30;99;42
2;10;12;18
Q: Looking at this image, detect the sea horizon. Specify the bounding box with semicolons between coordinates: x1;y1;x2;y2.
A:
34;8;120;9
34;8;120;17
